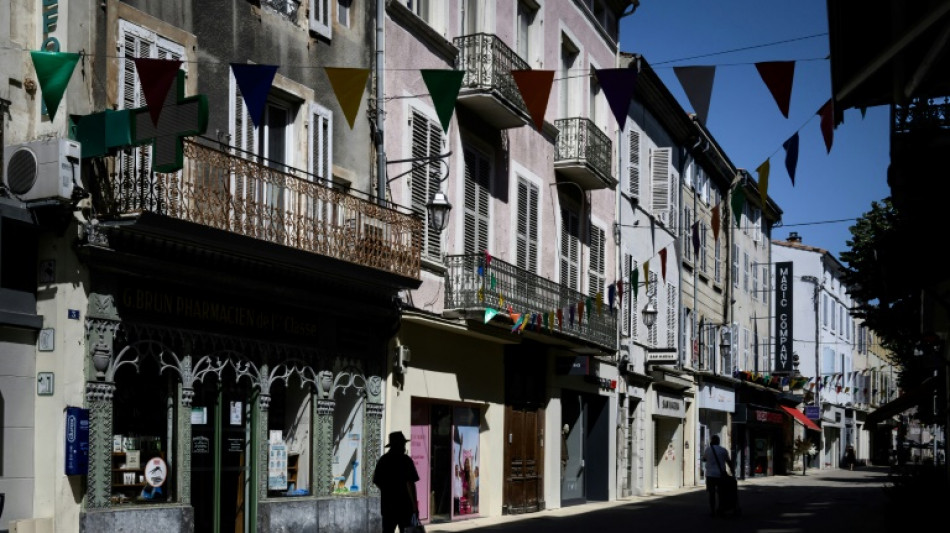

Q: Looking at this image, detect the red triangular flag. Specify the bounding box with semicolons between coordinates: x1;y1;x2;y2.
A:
673;66;715;124
133;58;183;126
511;70;555;131
754;61;795;118
818;99;834;154
659;248;667;281
711;204;721;242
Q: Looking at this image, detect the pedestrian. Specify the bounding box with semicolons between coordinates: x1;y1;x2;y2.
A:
373;431;420;533
845;446;856;470
702;435;735;517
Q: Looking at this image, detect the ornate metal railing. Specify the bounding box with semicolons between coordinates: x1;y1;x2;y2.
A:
444;254;617;351
99;139;422;279
453;33;530;114
893;96;950;135
555;117;613;181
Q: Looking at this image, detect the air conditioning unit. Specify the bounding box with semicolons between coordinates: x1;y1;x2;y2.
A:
624;362;636;374
3;138;81;202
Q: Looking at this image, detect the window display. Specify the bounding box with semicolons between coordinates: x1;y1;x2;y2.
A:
267;376;312;496
331;384;364;494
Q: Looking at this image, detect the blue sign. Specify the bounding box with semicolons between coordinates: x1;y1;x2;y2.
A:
805;405;820;420
65;406;89;476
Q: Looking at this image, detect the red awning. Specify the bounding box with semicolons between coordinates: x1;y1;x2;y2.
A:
780;405;821;432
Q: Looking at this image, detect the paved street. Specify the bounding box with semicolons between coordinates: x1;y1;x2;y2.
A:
426;467;900;533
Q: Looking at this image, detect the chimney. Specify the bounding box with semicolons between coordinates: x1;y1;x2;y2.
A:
788;231;802;243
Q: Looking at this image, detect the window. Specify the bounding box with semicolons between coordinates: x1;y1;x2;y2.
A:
622;254;632;337
560;207;581;292
516;177;539;273
309;103;332;182
331;373;365;495
559;35;579;118
751;259;759;301
732;244;739;288
699;222;708;273
463;146;491;255
647;271;658;346
627;129;640;198
714;236;722;283
310;0;331;38
667;283;676;348
589;225;605;298
683;207;693;262
743;251;749;293
742;327;750;372
337;0;351;26
822;294;829;327
463;0;479;34
263;0;301;20
651;148;671;225
410;110;444;260
516;0;538;63
268;375;313;498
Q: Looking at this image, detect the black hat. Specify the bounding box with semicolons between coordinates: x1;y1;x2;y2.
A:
385;431;409;447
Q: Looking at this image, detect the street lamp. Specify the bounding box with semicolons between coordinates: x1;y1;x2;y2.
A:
641;302;658;327
426;190;452;233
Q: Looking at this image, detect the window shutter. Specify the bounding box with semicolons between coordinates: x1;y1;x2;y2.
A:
666;283;675;348
410;111;443;260
310;0;331;38
622;254;631;336
463;147;490;255
588;225;605;297
647;271;658;346
560;209;580;292
651;147;670;223
310;104;332;182
628;129;640;198
516;178;539;273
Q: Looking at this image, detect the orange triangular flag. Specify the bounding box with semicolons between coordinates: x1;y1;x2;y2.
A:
754;61;795;118
659;248;667;281
711;203;721;242
756;159;770;207
511;70;555;131
324;67;371;129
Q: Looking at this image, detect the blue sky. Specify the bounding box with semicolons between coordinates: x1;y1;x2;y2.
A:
621;0;891;259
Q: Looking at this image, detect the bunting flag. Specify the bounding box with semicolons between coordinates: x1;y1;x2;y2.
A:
711;203;721;242
30;50;81;120
134;58;184;126
520;313;529;332
730;186;745;227
477;288;484;302
594;68;638;131
631;266;639;298
324;67;371;129
650;216;656;253
548;311;555;332
756;158;770;207
543;312;549;331
659;248;667;281
569;306;575;327
818;99;834;153
499;294;505;308
477;264;484;277
691;222;700;257
643;261;650;294
673;66;715;124
783;132;799;186
484;307;499;324
596;291;603;316
557;308;564;331
608;284;616;313
485;250;492;266
578;301;585;326
511;70;555;131
754;61;795;118
490;273;496;291
421;69;464;132
230;63;279;129
617;280;624;305
511;313;525;333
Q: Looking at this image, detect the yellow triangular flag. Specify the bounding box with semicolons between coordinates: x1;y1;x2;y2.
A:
324;67;370;129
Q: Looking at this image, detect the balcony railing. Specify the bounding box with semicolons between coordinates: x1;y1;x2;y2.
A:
454;33;530;126
893;96;950;135
445;254;617;351
554;117;614;189
97;139;422;279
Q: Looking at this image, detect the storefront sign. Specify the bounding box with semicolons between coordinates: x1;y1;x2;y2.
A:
228;438;244;452
805;405;820;420
750;408;784;425
556;356;589;376
646;348;677;365
698;383;735;412
65;406;89;476
774;262;794;373
192;436;210;454
145;457;167;487
655;391;685;418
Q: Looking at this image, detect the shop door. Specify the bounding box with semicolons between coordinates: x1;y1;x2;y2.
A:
654;418;681;489
560;391;585;505
503;406;542;514
192;380;252;533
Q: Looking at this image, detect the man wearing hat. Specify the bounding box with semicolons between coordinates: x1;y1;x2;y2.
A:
373;431;420;532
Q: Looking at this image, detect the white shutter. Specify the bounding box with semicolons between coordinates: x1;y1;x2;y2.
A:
463;146;490;255
516;177;538;273
588;225;605;297
622;254;631;336
560;208;580;292
410;111;443;260
310;0;331;38
309;103;333;182
666;283;675;348
651;147;670;223
628;129;640;198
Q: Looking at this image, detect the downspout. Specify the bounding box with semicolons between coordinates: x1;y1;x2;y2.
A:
375;0;386;205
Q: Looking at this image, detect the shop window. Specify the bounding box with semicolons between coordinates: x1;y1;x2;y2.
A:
111;359;177;505
331;374;365;494
266;375;313;496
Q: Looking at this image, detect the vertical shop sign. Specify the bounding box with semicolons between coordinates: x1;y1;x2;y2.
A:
65;406;89;475
774;261;794;373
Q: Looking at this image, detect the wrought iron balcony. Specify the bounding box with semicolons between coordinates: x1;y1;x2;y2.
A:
453;33;531;130
95;139;422;279
554;117;616;190
444;254;617;352
892;96;950;136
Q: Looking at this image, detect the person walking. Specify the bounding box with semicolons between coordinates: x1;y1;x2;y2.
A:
702;435;735;517
373;431;421;533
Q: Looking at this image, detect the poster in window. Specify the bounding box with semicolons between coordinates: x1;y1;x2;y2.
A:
331;391;364;493
452;407;480;517
269;442;288;491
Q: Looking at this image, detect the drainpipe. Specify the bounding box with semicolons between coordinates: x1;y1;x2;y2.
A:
375;0;386;205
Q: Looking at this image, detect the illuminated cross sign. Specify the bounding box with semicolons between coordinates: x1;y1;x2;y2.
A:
132;70;208;173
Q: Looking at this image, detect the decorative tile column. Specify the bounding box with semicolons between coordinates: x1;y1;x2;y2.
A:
178;379;193;505
84;293;121;508
364;375;384;496
314;370;335;495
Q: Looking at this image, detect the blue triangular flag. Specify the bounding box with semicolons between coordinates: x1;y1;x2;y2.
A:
783;132;799;186
230;63;279;129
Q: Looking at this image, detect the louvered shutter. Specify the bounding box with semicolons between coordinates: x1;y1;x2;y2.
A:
588;225;605;297
622;254;631;336
667;283;675;348
463;147;490;255
410;111;443;259
651;147;670;223
560;209;580;292
516;177;538;273
628;130;640;198
309;103;332;229
647;271;658;346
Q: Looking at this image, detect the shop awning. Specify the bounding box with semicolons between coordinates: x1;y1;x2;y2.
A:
780;405;821;431
865;377;937;425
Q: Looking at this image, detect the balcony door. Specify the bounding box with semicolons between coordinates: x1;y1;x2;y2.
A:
258;101;292;243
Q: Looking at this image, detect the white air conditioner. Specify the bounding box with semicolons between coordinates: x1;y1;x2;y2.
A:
3;138;81;202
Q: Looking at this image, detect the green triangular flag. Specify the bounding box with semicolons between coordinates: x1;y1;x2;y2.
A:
420;70;464;132
484;307;500;324
30;51;80;120
730;186;746;228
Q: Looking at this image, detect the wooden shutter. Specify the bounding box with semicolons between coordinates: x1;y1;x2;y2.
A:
628;129;640;198
463;146;490;255
651;147;670;223
516;177;539;273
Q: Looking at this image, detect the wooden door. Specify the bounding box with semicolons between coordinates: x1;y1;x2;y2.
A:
503;406;543;514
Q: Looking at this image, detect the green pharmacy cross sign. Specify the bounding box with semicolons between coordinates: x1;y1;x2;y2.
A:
131;70;208;173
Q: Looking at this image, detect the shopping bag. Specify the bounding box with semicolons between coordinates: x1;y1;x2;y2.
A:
405;513;426;533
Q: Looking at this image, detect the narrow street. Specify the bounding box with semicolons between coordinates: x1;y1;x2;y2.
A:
427;467;900;533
